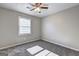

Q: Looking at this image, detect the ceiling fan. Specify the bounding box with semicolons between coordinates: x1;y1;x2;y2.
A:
26;3;48;13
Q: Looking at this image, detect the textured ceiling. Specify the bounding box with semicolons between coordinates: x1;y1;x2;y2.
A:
0;3;79;18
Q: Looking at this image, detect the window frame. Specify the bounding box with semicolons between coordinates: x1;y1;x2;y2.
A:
18;16;31;35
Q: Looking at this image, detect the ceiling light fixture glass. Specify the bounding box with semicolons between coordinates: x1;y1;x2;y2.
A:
34;7;41;13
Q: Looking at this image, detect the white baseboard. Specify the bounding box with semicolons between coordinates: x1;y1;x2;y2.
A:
0;38;40;50
42;38;79;51
1;38;79;52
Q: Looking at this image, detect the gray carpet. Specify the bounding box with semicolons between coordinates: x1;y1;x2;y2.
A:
0;40;79;56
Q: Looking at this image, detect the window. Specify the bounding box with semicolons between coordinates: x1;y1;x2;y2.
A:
19;17;31;35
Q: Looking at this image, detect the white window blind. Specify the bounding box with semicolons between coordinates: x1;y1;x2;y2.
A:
19;17;31;35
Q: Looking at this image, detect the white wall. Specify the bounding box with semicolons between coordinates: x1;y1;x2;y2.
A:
42;5;79;51
0;8;41;49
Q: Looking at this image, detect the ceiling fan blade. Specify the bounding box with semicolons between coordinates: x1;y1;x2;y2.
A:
38;11;41;13
30;8;36;11
26;7;31;9
41;7;48;9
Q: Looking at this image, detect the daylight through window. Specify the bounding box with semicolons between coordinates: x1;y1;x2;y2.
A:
19;17;31;35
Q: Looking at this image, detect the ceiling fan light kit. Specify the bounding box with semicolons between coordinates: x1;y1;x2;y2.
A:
27;3;48;13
